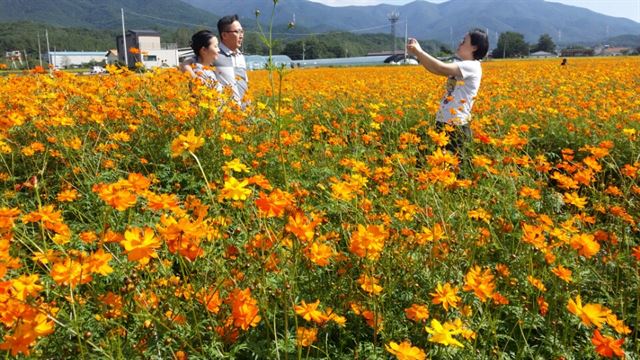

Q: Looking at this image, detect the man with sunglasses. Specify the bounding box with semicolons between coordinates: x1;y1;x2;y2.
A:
215;14;248;106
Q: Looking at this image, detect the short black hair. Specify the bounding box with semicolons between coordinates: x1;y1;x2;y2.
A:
190;30;215;58
469;28;489;60
217;14;240;36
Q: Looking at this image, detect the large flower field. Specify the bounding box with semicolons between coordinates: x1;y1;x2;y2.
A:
0;56;638;359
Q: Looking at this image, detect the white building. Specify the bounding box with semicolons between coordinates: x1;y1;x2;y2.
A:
529;51;556;59
47;51;106;69
105;49;119;64
116;30;180;68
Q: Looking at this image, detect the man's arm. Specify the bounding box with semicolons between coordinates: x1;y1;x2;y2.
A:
180;58;197;78
407;38;462;78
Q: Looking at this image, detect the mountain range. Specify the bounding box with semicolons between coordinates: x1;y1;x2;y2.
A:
1;0;639;45
0;0;215;29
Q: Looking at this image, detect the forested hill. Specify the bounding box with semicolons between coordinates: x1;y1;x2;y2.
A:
0;0;217;29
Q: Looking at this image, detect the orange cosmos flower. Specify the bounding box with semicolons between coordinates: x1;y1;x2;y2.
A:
296;327;318;347
551;265;573;282
357;274;383;295
404;304;430;323
527;275;547;292
227;288;261;330
537;296;549;316
255;189;293;218
330;180;354;201
56;189;79;202
467;208;492;223
0;207;20;231
93;183;137;211
304;241;334;266
519;186;541;200
121;227;161;265
591;330;625;358
385;340;426;360
430;282;460;311
606;314;632;335
10;274;43;301
415;223;447;245
126;173;151;193
325;307;347;327
0;312;54;356
79;231;98;244
50;258;92;288
170;129;205;157
247;174;273;190
86;249;113;276
463;265;496;302
349;224;388;261
567;295;611;328
294;300;329;324
563;192;588;209
570;233;600;259
219;176;251;201
285;211;321;243
99;292;124;319
145;192;181;212
361;309;383;332
427;128;450;147
197;288;223;314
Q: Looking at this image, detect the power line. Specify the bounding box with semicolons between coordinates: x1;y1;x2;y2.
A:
125;9;404;38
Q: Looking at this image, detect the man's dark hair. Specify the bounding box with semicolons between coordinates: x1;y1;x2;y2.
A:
469;28;489;60
217;14;240;36
190;30;215;58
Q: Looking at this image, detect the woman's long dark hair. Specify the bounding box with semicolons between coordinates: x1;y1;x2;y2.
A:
190;30;216;60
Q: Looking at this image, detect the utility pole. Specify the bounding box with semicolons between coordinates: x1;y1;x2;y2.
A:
23;50;29;69
302;41;305;61
37;32;43;67
387;11;400;55
503;35;507;59
403;19;408;63
121;8;129;67
450;26;453;51
45;29;51;66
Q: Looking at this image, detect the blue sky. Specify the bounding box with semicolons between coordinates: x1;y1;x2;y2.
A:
308;0;640;23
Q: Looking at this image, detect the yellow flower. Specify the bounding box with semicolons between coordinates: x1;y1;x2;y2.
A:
223;158;250;173
567;295;611;328
219;177;251;201
425;319;464;347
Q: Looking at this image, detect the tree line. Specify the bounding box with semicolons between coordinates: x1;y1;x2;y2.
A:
4;21;637;68
1;21;451;68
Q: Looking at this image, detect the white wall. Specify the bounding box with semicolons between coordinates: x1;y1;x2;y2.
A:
143;49;179;68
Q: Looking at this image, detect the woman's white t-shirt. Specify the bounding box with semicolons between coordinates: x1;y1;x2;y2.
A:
435;60;482;126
